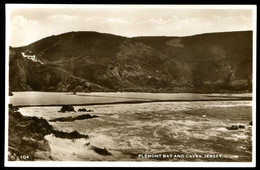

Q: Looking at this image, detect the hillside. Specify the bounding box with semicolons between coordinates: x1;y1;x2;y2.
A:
9;31;253;93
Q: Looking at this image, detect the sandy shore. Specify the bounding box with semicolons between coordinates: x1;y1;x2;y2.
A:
10;92;252;108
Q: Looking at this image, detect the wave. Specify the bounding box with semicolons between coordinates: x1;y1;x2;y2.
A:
17;100;252;161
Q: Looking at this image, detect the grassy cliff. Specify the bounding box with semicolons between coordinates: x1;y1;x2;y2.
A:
9;31;252;93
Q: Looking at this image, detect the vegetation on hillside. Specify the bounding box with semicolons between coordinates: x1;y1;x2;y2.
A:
9;31;252;93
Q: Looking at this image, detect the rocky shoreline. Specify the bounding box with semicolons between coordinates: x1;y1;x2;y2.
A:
8;104;90;161
49;114;99;122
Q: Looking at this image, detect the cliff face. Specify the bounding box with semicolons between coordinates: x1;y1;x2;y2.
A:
9;31;252;93
9;47;105;92
8;104;90;161
8;105;53;161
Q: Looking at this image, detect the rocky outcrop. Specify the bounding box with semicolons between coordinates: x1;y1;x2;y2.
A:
226;125;239;130
91;145;112;156
9;47;104;92
52;130;89;139
58;105;75;112
8;104;90;161
226;124;248;130
78;108;87;112
49;114;99;122
9;91;13;96
78;108;94;112
238;125;245;129
8;104;53;161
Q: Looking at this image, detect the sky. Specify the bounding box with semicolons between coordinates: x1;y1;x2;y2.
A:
7;5;254;47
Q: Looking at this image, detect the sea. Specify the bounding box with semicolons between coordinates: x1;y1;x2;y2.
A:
9;92;252;162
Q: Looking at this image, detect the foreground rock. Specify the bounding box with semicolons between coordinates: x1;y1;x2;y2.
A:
58;105;75;112
49;114;99;122
8;104;90;161
8;104;54;161
91;145;112;156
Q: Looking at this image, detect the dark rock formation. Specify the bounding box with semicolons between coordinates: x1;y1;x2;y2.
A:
78;108;94;112
9;104;18;112
8;105;54;161
84;142;90;146
238;125;245;129
226;124;247;130
8;104;90;161
52;130;89;139
249;122;253;126
91;145;112;156
226;125;239;130
49;114;99;122
58;105;75;112
78;108;87;112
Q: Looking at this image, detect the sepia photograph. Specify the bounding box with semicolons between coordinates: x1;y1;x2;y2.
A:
5;4;256;167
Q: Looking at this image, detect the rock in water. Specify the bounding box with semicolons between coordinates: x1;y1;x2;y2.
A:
91;145;112;156
84;142;90;146
226;125;239;130
49;114;99;122
238;125;245;129
52;130;89;139
58;105;75;112
78;108;87;112
78;108;94;112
